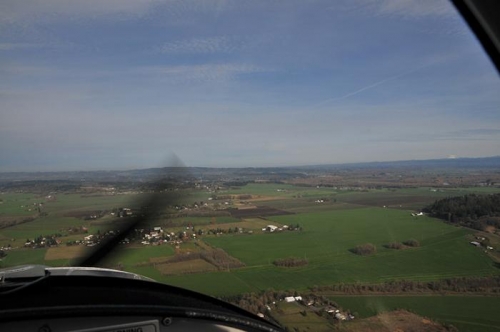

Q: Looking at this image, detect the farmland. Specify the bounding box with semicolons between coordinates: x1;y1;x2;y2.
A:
332;295;500;332
2;178;500;331
1;184;500;290
166;208;496;295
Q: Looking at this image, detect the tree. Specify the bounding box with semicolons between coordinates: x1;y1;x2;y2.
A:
403;239;420;247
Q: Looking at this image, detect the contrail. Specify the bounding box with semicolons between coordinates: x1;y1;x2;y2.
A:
311;63;430;108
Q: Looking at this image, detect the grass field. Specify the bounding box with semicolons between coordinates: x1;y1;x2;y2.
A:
156;259;217;275
158;207;498;296
108;245;176;268
333;295;500;332
1;185;500;302
0;193;40;216
1;183;500;332
45;245;87;260
274;302;334;332
168;216;239;226
0;248;47;268
40;194;143;214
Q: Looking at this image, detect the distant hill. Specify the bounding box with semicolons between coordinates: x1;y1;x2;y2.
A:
299;156;500;170
0;156;499;183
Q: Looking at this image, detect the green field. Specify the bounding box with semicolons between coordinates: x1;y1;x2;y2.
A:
110;245;176;267
333;295;500;332
1;183;500;328
0;193;41;216
0;248;47;268
158;207;497;295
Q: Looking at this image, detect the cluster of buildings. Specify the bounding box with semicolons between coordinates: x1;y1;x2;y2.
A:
260;294;354;322
262;224;301;232
470;236;494;250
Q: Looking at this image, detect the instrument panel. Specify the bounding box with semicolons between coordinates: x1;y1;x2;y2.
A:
0;316;253;332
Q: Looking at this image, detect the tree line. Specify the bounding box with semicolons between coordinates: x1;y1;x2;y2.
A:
309;276;500;294
273;257;308;268
221;276;500;323
350;243;376;255
423;193;500;230
221;289;339;317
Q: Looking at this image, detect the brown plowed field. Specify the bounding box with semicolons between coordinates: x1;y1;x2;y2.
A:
229;206;293;218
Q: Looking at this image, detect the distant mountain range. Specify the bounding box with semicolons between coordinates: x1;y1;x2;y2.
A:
1;156;499;183
298;156;500;169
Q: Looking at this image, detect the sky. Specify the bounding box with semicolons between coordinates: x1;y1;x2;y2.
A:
1;0;500;171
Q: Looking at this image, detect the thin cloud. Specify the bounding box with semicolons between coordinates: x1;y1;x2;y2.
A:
0;0;233;24
0;43;42;51
160;36;245;54
445;129;500;138
311;64;430;108
377;128;500;143
135;63;268;83
355;0;455;19
0;0;163;23
0;65;54;75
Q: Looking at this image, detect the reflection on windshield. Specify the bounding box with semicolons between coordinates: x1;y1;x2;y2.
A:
1;0;500;331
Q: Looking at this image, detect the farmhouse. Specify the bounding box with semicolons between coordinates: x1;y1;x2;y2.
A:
262;225;278;232
284;296;296;303
335;313;347;321
470;241;481;247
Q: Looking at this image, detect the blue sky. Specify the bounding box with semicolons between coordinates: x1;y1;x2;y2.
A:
1;0;499;171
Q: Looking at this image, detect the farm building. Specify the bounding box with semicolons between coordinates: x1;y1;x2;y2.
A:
470;241;481;247
262;225;278;232
284;297;296;303
335;313;347;321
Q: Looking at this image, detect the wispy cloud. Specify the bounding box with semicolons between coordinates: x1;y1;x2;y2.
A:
0;0;164;23
0;0;233;25
377;128;500;144
311;64;431;108
351;0;455;19
445;129;500;138
0;43;42;51
0;64;55;76
135;63;269;83
160;36;245;54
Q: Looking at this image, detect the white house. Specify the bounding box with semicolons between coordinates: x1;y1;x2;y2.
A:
335;313;346;320
262;225;278;232
284;297;295;303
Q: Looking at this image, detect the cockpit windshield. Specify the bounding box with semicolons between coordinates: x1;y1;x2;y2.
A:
1;1;500;331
